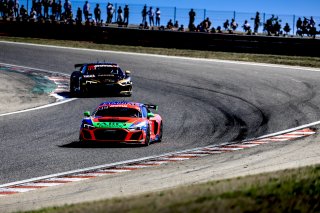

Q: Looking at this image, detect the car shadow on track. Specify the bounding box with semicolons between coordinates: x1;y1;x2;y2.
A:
59;141;143;148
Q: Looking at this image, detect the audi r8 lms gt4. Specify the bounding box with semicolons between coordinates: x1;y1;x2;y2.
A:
70;62;132;97
79;101;163;146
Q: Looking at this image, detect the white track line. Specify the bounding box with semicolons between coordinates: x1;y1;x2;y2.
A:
0;63;77;117
0;98;76;117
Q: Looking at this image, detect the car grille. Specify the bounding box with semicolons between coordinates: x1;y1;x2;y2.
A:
82;130;92;139
130;132;142;140
94;129;127;140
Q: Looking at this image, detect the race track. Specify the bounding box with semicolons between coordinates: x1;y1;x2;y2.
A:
1;42;320;185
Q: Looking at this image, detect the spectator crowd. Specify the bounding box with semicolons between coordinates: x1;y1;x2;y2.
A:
0;0;318;37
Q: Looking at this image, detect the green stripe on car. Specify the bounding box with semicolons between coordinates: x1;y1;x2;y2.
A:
93;122;133;129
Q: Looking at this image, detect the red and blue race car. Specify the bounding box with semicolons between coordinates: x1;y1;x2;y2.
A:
79;101;163;146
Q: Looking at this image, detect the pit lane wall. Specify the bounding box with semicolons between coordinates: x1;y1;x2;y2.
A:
1;20;319;56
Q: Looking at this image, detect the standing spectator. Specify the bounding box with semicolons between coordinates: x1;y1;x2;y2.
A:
106;2;113;23
75;6;81;24
63;0;71;18
94;3;101;23
283;23;290;36
50;0;57;20
83;1;89;21
31;0;36;11
116;5;122;24
30;7;37;19
188;8;196;29
8;0;14;17
123;4;129;25
302;17;308;28
309;16;315;27
2;0;8;18
141;4;147;24
35;0;41;18
56;0;61;20
14;0;19;17
0;0;3;18
148;6;154;26
19;4;27;19
274;20;281;36
43;0;49;18
155;7;160;26
253;11;260;34
296;17;302;31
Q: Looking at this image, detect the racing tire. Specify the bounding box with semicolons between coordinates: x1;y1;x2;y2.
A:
70;71;81;97
70;80;77;97
78;134;85;146
143;125;151;146
79;83;88;97
158;122;163;142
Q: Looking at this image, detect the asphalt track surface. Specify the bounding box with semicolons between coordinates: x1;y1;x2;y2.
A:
1;42;320;185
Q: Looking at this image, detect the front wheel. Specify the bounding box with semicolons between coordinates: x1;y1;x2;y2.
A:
158;122;163;142
143;125;151;146
70;80;77;97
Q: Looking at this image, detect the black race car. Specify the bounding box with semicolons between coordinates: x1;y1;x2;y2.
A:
70;62;132;97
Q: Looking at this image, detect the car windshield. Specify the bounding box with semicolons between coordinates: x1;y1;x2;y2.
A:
86;65;124;76
95;107;141;118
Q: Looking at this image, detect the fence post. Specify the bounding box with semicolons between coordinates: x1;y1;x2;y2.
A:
292;15;295;35
174;7;176;23
114;3;117;23
204;9;206;20
233;11;236;20
263;13;266;32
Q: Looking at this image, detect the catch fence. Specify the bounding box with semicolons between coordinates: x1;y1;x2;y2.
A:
18;0;320;35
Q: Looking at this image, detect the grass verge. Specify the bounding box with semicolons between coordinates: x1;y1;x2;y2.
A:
24;165;320;213
1;36;320;68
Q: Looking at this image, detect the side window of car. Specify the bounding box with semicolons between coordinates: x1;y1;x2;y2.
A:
81;66;86;74
141;106;148;118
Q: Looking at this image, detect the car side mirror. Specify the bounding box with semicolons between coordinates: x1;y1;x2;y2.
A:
147;112;155;118
125;70;131;75
84;111;91;117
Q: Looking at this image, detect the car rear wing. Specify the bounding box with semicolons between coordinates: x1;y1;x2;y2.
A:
145;104;158;111
74;64;85;69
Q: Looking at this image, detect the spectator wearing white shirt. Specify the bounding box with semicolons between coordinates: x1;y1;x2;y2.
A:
155;7;160;26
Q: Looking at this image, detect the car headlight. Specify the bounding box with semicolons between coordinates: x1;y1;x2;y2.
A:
118;79;132;86
128;121;147;131
83;123;95;130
